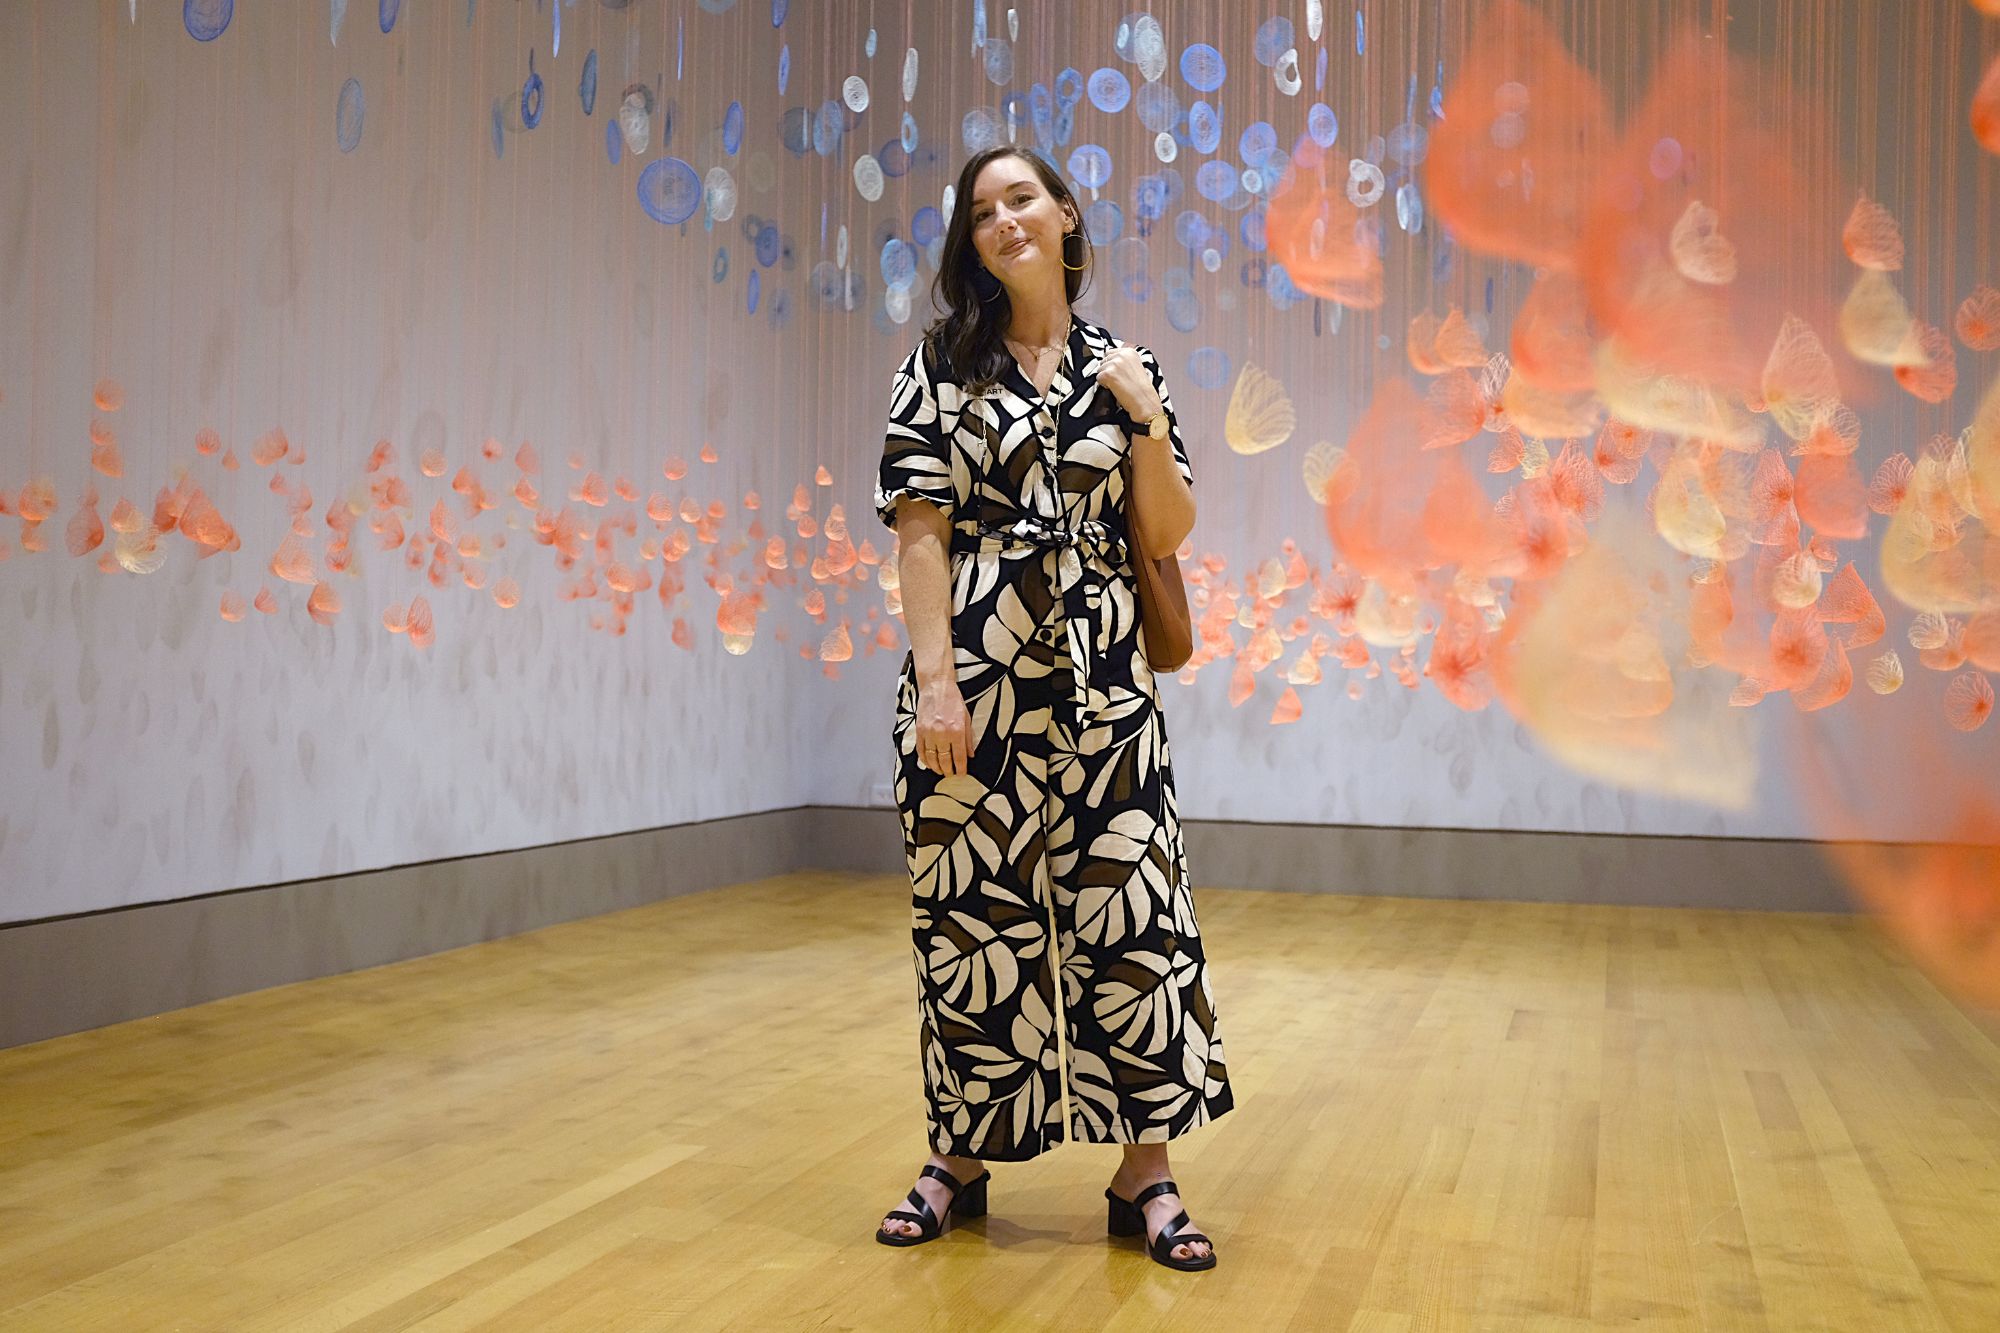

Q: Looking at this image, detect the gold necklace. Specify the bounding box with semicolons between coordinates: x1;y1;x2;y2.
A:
1004;336;1064;362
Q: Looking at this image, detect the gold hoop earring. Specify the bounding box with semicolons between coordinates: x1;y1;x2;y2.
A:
1060;230;1088;273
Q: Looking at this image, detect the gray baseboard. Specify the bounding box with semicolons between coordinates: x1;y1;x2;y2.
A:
0;807;1858;1051
804;806;1860;913
0;808;811;1051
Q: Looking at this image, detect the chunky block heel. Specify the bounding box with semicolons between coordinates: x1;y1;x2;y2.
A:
1105;1189;1145;1237
953;1172;988;1220
1104;1179;1217;1272
876;1164;991;1247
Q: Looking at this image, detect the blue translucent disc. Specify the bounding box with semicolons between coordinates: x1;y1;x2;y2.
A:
1188;346;1231;389
1187;100;1221;155
1239;121;1277;164
1180;43;1225;93
1195;160;1237;202
1087;68;1131;114
335;78;364;152
1068;144;1113;190
637;158;702;225
1307;103;1339;148
1083;198;1124;246
780;106;813;155
1252;16;1294;68
881;237;917;290
1134;82;1181;133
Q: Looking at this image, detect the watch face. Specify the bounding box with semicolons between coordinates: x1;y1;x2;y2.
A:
1149;413;1170;440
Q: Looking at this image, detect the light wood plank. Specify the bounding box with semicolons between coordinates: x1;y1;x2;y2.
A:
1;874;1997;1330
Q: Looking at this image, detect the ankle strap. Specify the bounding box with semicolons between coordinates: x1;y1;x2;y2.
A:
919;1163;965;1194
1131;1179;1180;1209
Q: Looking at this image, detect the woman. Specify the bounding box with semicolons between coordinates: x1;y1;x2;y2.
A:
872;145;1234;1273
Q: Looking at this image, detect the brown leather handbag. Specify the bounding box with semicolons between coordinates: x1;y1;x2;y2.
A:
1121;455;1193;672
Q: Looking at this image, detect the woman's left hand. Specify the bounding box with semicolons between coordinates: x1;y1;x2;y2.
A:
1097;346;1163;424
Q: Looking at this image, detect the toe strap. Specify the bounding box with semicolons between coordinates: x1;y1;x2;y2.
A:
1150;1209;1214;1257
886;1191;941;1237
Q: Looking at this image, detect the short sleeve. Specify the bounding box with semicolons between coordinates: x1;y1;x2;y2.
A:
875;342;959;529
1138;346;1195;489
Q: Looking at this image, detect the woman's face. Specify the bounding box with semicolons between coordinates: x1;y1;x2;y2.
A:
967;157;1074;288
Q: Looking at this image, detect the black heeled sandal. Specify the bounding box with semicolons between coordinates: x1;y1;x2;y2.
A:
876;1163;991;1247
1106;1179;1218;1272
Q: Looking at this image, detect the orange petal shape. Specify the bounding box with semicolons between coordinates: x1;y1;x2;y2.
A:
1424;0;1610;270
306;581;341;625
1263;149;1384;308
1964;612;2000;672
270;535;316;584
178;490;235;551
1227;661;1255;708
1817;563;1886;648
1509;272;1596;393
1943;672;1994;731
407;595;435;650
1894;323;1958;404
1579;37;1840;405
219;590;247;622
1841;195;1904;271
1974;52;2000;155
1433;308;1488;369
1867;453;1913;515
1956;284;2000;352
1761;316;1841;443
1794;453;1868;540
1421;370;1486;450
1270;686;1303;725
65;501;104;556
1841;270;1924;367
1669;201;1739;286
1407;312;1447;376
252;429;290;467
493;578;521;609
429;500;456;544
89;427;124;479
1793;639;1852;712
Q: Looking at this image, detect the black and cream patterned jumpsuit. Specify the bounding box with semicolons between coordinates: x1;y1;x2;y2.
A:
874;314;1235;1163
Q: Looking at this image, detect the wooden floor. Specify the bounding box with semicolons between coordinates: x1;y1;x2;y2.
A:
3;874;1999;1331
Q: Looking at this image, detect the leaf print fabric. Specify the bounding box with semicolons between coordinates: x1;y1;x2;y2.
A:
876;315;1234;1162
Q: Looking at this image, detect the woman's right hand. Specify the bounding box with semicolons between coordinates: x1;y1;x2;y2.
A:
914;676;973;777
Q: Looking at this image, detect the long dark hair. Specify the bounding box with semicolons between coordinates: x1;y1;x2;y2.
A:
924;146;1094;394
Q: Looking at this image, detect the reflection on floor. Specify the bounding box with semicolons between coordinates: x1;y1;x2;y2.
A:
2;871;1998;1330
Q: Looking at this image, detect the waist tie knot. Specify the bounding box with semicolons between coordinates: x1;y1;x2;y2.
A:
951;516;1128;707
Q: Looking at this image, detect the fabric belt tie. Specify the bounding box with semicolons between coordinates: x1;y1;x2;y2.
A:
953;516;1127;708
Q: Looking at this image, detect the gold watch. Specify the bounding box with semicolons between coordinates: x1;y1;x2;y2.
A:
1143;409;1170;440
